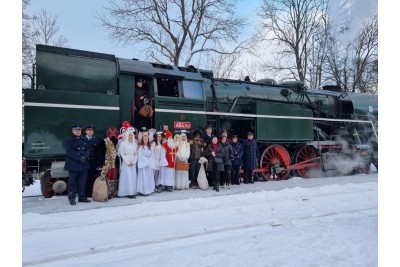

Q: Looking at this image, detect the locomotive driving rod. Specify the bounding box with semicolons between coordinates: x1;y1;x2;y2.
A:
238;157;321;174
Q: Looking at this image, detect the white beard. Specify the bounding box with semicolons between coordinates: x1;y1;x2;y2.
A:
167;138;176;149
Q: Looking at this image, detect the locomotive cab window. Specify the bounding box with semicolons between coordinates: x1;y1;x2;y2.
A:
182;80;203;99
157;78;179;97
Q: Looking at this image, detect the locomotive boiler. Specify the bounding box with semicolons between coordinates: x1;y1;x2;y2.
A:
22;45;378;197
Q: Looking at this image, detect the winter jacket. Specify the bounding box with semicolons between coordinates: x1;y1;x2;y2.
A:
230;141;244;166
85;136;100;169
64;135;90;171
204;143;225;172
221;142;234;166
242;139;258;170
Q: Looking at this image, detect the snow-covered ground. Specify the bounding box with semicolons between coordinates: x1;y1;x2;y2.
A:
23;173;377;266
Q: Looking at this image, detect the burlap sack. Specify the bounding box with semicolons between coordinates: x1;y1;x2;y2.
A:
197;157;209;190
139;105;154;117
92;176;110;202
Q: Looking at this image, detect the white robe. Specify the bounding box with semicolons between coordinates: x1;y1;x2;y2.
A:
151;142;163;185
117;140;138;196
175;141;190;189
159;147;175;187
137;146;156;195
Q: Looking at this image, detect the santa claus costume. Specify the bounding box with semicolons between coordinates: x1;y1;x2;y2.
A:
175;132;190;189
117;127;138;198
137;133;156;196
159;130;177;191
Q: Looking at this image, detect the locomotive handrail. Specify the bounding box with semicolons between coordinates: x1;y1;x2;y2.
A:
228;95;270;113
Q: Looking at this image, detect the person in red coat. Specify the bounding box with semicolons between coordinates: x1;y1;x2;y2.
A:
159;130;178;191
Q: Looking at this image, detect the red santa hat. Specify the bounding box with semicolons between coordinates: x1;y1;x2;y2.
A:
119;121;134;139
165;129;172;139
121;121;132;132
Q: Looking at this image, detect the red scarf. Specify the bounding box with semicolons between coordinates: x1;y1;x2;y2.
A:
213;143;217;152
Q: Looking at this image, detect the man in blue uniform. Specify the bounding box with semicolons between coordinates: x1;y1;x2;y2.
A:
64;124;91;205
84;125;100;198
242;131;258;184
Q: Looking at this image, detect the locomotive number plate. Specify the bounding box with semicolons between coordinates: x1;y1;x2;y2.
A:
174;121;191;129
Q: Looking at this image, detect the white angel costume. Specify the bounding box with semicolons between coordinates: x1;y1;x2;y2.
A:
117;129;138;197
137;145;156;195
175;133;190;190
151;138;163;185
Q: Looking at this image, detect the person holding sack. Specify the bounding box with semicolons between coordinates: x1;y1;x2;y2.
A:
204;136;225;192
99;127;121;198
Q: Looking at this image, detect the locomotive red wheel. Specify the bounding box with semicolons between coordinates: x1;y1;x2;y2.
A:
294;145;318;178
40;170;68;198
259;145;291;180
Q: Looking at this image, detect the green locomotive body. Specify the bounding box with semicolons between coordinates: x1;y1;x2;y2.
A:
22;45;378;197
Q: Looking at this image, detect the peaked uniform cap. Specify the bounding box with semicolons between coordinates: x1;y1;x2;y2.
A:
85;125;95;131
71;124;82;130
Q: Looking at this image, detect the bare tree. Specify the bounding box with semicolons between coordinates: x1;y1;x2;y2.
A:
201;39;256;79
325;13;378;93
325;41;352;91
31;9;69;47
351;13;378;93
257;0;329;84
22;7;70;88
203;50;240;79
97;0;246;66
22;0;37;88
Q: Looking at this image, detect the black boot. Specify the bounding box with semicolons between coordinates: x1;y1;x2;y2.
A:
78;197;91;203
69;198;76;205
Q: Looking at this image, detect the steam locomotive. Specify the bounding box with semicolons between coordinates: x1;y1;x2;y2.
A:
22;45;378;197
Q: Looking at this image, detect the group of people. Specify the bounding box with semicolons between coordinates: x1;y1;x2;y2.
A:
63;123;258;206
201;125;259;192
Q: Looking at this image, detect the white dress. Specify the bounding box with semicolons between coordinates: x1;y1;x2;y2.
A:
117;140;138;196
175;141;190;190
159;147;175;187
137;146;156;195
151;142;162;185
